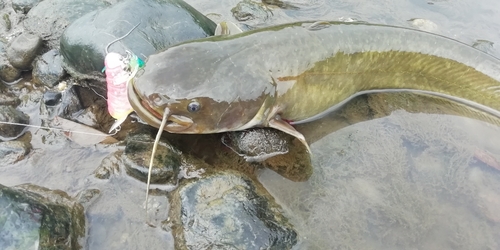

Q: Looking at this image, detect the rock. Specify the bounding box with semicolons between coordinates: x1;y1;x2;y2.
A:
168;170;297;250
60;0;216;81
123;132;182;185
0;183;86;249
23;0;109;49
6;33;42;70
0;92;20;106
0;41;21;83
94;153;121;180
0;105;29;141
262;0;299;9
0;140;30;165
231;0;272;22
42;90;63;107
221;128;290;162
32;49;66;87
12;0;43;14
39;84;82;122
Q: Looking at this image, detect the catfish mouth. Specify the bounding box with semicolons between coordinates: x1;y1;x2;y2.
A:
128;82;194;132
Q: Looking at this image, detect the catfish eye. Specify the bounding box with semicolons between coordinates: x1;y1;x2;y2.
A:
187;101;201;112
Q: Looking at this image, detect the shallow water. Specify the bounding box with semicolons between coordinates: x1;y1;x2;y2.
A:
260;111;500;249
1;0;500;249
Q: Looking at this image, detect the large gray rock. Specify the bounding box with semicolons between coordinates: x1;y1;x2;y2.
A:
23;0;109;48
168;170;297;250
60;0;216;81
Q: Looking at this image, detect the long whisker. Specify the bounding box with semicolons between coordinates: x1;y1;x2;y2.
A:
145;107;170;226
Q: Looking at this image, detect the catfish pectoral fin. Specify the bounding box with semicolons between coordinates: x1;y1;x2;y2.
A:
268;118;312;154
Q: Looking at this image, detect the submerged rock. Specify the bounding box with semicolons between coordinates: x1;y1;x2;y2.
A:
6;33;42;70
23;0;109;48
0;105;29;141
32;49;66;87
231;0;273;22
168;170;297;250
0;41;21;83
0;140;31;165
123;132;182;185
60;0;216;80
0;183;86;249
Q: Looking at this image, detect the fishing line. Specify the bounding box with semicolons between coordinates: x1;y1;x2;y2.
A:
0;120;118;136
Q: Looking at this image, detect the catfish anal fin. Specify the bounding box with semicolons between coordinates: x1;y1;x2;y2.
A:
268;118;312;154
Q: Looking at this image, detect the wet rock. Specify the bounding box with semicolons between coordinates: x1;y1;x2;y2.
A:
94;153;121;180
168;170;297;250
0;41;21;83
0;140;30;165
0;183;86;249
231;0;272;22
222;128;289;162
0;105;29;141
123;132;182;185
40;84;82;122
6;33;42;70
76;188;101;210
262;0;299;9
60;0;217;81
23;0;108;49
32;49;66;87
42;90;62;107
12;0;43;14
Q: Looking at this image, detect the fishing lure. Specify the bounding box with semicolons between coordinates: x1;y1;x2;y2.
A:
103;23;144;133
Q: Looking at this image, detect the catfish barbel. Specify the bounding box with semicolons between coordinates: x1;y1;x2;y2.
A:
128;21;500;152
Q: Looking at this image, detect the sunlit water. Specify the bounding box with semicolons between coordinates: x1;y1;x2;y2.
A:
1;0;500;249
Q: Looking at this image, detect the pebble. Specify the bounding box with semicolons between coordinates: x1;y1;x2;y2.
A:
0;105;29;141
6;33;42;70
0;140;31;165
32;49;66;87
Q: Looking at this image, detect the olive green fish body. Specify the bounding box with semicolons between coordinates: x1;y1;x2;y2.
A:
130;21;500;149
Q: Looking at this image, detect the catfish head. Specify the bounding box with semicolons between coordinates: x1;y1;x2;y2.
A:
128;39;277;134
